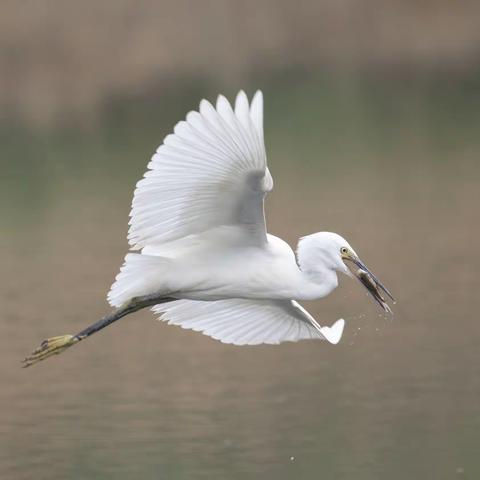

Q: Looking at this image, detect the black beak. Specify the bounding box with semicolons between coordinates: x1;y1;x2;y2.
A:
349;257;395;314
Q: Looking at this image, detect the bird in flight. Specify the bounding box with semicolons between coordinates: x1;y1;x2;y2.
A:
23;91;394;367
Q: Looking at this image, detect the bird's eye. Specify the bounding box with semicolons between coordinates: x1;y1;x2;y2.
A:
341;247;348;255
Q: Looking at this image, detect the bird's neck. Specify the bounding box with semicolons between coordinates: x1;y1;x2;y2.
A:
295;235;339;300
297;266;339;300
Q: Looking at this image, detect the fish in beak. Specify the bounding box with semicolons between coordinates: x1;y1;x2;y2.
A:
342;251;395;313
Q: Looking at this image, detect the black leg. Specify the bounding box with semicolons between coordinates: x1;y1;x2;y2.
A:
22;294;175;367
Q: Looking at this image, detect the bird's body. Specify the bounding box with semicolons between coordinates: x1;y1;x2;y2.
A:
109;229;337;304
23;90;394;366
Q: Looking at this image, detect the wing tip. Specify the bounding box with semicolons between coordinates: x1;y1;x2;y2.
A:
216;93;232;112
200;89;263;121
252;89;263;103
250;90;264;139
236;89;248;101
320;318;345;345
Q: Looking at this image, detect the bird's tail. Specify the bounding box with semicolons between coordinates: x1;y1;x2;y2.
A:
107;253;171;308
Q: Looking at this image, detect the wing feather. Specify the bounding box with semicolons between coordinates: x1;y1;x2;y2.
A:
128;90;271;249
153;299;345;346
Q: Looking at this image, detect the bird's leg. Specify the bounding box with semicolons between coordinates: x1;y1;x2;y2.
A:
22;294;175;368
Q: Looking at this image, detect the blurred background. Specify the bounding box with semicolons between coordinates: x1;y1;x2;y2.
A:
1;1;479;479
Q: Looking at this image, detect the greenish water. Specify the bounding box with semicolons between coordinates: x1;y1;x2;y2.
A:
1;79;479;479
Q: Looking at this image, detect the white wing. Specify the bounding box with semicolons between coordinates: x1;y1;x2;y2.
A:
128;90;273;249
153;299;345;345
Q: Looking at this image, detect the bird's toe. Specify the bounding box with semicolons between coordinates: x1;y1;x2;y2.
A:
22;335;77;367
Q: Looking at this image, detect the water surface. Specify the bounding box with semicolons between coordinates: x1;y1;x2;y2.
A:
1;84;479;479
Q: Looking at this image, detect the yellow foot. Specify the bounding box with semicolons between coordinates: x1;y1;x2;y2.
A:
22;334;77;368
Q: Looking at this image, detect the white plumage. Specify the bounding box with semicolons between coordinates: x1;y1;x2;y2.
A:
154;300;344;345
107;90;393;347
128;90;271;249
23;90;395;368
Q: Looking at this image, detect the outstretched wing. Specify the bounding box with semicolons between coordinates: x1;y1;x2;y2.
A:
128;90;272;249
153;299;345;345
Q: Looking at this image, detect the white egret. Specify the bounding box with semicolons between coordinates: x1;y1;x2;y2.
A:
23;90;394;367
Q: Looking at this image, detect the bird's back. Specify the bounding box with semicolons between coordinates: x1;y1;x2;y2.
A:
108;229;303;306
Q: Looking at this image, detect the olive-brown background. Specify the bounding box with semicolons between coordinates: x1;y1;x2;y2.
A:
1;2;479;479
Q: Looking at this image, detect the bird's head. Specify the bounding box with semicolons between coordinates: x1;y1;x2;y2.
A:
298;232;395;313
